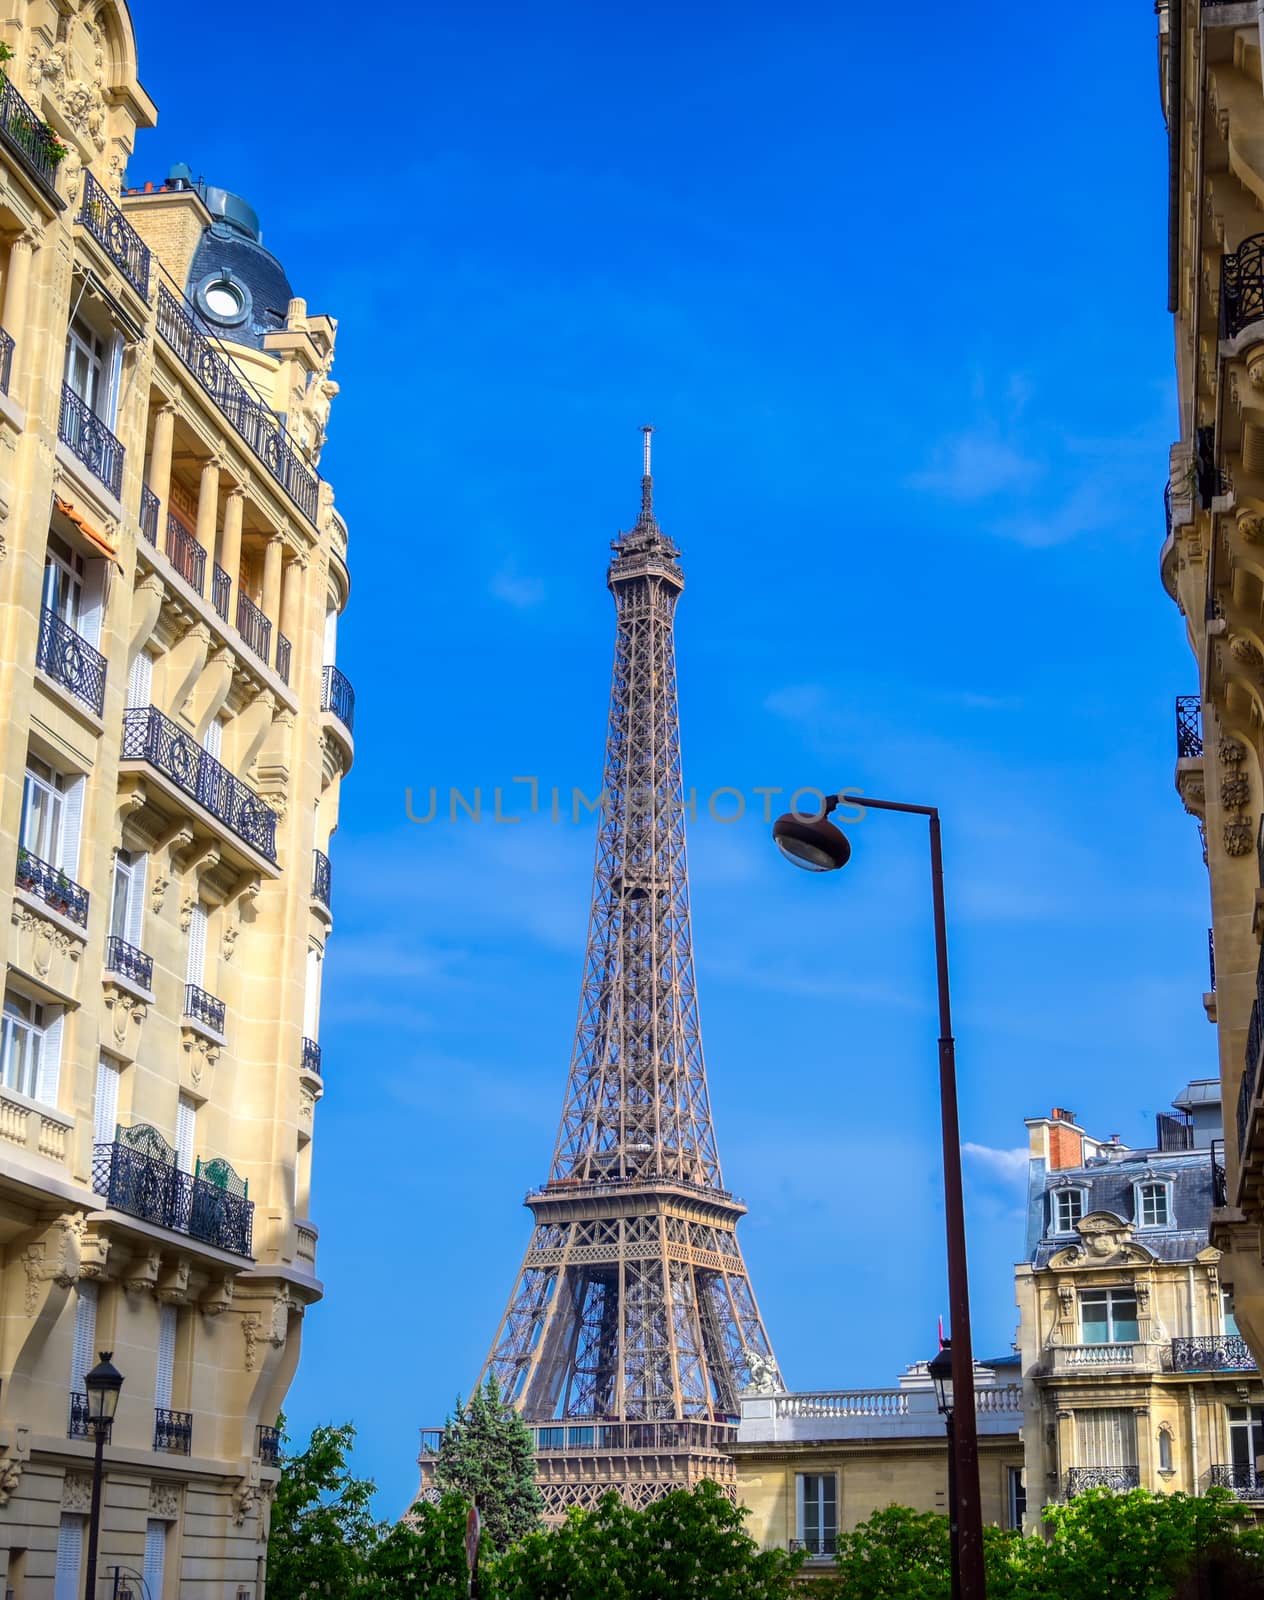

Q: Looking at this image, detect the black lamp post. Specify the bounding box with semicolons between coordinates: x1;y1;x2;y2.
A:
928;1342;961;1600
772;794;987;1600
82;1351;124;1600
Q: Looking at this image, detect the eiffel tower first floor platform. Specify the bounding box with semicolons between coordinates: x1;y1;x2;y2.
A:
418;1417;739;1517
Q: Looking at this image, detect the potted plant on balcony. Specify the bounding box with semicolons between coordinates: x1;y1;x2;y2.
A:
47;868;72;915
14;848;36;892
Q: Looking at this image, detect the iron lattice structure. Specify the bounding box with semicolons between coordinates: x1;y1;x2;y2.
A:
474;433;780;1515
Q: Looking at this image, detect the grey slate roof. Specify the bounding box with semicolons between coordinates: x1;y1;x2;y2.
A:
1027;1146;1217;1268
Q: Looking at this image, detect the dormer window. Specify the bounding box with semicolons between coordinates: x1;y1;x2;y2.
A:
1136;1181;1173;1229
1052;1188;1086;1235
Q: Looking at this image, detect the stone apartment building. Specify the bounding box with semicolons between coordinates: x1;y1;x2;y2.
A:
0;2;353;1594
1017;1084;1264;1529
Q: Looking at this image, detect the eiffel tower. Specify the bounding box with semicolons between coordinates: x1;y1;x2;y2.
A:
467;431;781;1515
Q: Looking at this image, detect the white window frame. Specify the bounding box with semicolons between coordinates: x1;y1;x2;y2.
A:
1006;1465;1026;1530
795;1471;837;1557
1135;1180;1174;1230
1225;1289;1240;1337
1079;1287;1140;1345
1052;1187;1086;1235
126;649;153;710
64;315;120;426
20;758;65;864
42;532;85;630
0;992;45;1099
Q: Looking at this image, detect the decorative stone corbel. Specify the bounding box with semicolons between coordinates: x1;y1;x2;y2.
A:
156;1256;191;1305
200;1275;235;1318
123;1248;162;1295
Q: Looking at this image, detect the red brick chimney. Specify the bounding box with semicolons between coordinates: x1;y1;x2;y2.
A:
1048;1108;1084;1171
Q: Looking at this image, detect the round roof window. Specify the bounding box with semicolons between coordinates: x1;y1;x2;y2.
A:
195;272;251;328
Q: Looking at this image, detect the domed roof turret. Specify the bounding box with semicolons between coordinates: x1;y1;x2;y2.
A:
172;166;295;349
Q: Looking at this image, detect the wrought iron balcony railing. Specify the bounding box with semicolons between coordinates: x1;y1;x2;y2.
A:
1171;1335;1255;1372
1213;1137;1228;1207
1210;1464;1264;1498
1065;1465;1140;1496
139;483;159;544
155;285;320;522
1209;927;1217;993
312;849;331;910
121;705;278;862
257;1424;281;1465
301;1037;322;1075
789;1537;837;1558
0;75;61;191
185;983;225;1035
77;171;150;300
1222;234;1264;340
212;564;230;622
236;592;272;663
321;664;355;734
165;514;206;595
0;326;12;395
276;633;291;685
105;935;153;992
1176;696;1203;760
15;847;88;927
154;1407;192;1454
59;383;123;498
68;1392;89;1440
92;1127;254;1256
37;606;106;715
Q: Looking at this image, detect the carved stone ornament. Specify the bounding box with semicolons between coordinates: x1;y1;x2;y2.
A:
1238;508;1264;543
103;986;147;1047
201;1275;235;1317
149;1481;180;1519
22;1214;86;1314
232;1479;260;1528
1225;819;1254;857
150;872;170;914
1220;737;1246;764
1230;637;1264;667
179;895;196;933
63;1472;93;1513
124;1248;162;1295
1223;774;1251;808
0;1458;24;1507
738;1345;782;1396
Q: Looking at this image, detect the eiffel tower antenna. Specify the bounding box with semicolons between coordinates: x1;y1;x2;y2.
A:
453;430;781;1517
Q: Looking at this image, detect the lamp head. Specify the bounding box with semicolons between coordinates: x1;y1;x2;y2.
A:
84;1350;124;1425
928;1342;953;1415
772;810;851;873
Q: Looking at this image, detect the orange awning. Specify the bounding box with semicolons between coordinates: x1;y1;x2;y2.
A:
53;495;118;561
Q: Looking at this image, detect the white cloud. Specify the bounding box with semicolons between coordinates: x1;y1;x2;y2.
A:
908;432;1043;502
490;563;545;609
963;1143;1029;1183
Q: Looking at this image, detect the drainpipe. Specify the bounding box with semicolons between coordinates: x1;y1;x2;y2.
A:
1189;1264;1200;1491
1168;0;1183;314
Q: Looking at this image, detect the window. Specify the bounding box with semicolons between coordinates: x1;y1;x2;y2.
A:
53;1514;84;1600
1228;1406;1264;1481
202;717;223;761
796;1473;837;1557
1138;1182;1172;1228
303;945;322;1042
142;1518;167;1600
20;758;65;864
110;850;147;950
1080;1288;1139;1345
69;1281;97;1433
1158;1428;1173;1473
1053;1189;1085;1234
1225;1290;1240;1337
155;1304;177;1412
1076;1407;1137;1469
186;903;208;990
1006;1466;1026;1530
126;649;152;710
1;994;43;1099
176;1095;196;1175
93;1057;120;1146
42;533;84;630
64;316;113;420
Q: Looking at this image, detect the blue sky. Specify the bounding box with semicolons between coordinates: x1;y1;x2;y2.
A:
132;1;1198;1515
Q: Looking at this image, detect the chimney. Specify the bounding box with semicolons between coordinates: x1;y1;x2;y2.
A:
1048;1109;1084;1172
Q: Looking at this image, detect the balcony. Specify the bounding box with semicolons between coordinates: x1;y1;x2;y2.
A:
105;936;153;992
92;1127;253;1257
165;513;206;594
211;563;230;622
139;484;159;544
1222;234;1264;341
15;848;88;928
121;705;278;864
59;383;123;499
0;74;62;196
257;1424;281;1466
1065;1466;1140;1496
1171;1335;1256;1372
155;285;320;523
1210;1464;1264;1499
236;591;272;664
529;1420;738;1454
312;849;331;911
1047;1343;1150;1374
184;983;225;1036
68;1392;89;1440
77;171;150;300
276;633;291;685
301;1037;322;1076
0;326;12;395
1176;695;1203;759
37;606;106;716
322;664;355;734
153;1407;191;1455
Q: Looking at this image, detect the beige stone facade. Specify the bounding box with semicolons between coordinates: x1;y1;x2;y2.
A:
730;1365;1024;1576
1017;1093;1264;1531
0;2;352;1594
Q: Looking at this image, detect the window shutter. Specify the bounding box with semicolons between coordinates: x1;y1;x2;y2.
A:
143;1519;167;1600
302;946;321;1041
127;650;152;709
93;1058;119;1146
105;334;123;430
54;1514;84;1600
79;559;106;647
70;1281;98;1397
202;718;223;760
126;853;148;951
186;904;207;988
323;605;337;665
59;775;85;878
36;1010;63;1107
176;1095;195;1173
155;1305;176;1410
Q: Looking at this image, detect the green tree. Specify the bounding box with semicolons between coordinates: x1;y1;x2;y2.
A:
432;1376;544;1552
493;1481;803;1600
264;1420;379;1600
361;1494;471;1599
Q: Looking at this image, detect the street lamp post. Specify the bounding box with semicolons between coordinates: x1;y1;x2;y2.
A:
772;794;987;1600
82;1352;124;1600
928;1342;961;1600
